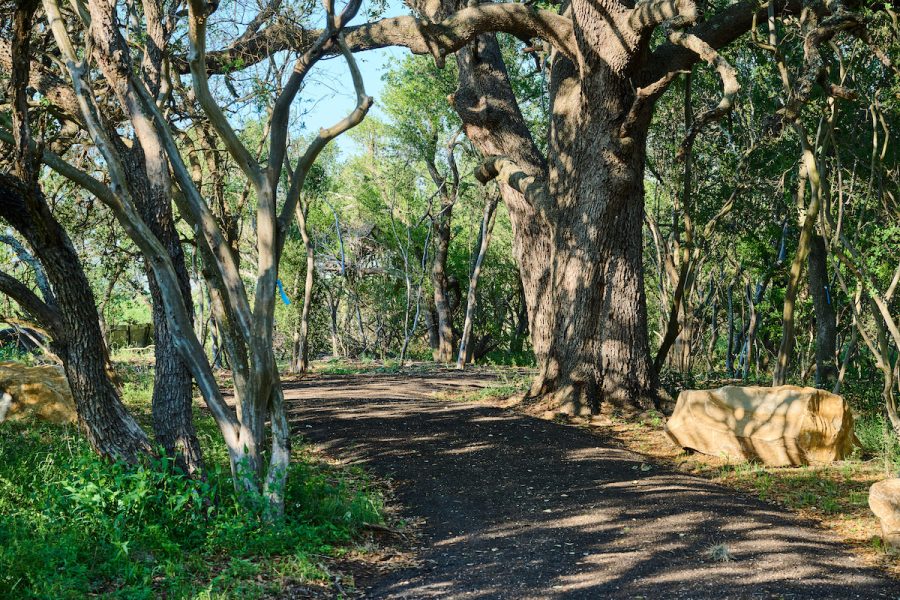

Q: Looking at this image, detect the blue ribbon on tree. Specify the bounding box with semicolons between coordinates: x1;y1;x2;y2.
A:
276;279;291;305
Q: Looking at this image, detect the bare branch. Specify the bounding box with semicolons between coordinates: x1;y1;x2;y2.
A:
278;33;372;238
267;0;362;190
669;31;740;160
186;0;263;190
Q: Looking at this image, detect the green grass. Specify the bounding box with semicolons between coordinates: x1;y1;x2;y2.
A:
445;370;532;403
312;357;405;375
0;368;383;599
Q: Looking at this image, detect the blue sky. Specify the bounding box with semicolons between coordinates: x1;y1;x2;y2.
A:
292;0;409;153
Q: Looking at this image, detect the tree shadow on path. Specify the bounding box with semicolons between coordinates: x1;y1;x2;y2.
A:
283;372;899;600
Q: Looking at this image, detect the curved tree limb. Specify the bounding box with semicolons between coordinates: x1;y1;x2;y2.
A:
181;3;578;74
278;33;373;243
644;0;802;86
0;235;53;302
668;30;740;160
0;270;62;336
186;0;263;190
629;0;697;33
41;0;241;443
267;0;362;192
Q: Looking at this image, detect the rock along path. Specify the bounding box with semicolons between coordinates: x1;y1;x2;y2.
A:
283;371;899;600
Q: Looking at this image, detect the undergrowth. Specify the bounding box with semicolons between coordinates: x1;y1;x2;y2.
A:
0;367;383;599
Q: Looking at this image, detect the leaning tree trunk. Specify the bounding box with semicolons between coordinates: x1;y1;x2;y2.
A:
1;7;150;462
0;174;152;462
450;34;555;368
457;195;498;368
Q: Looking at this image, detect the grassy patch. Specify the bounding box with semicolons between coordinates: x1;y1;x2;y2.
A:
0;367;384;599
435;369;532;404
311;357;408;376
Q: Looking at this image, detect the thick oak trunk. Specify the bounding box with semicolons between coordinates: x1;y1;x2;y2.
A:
450;32;657;413
525;51;658;415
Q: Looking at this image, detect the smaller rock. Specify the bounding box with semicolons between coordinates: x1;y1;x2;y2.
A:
869;478;900;549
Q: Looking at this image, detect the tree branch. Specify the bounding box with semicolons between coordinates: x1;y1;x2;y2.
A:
475;156;551;212
0;270;62;336
278;33;372;242
180;3;578;73
187;0;263;190
267;0;362;191
643;0;802;86
629;0;697;33
669;30;740;160
0;235;53;302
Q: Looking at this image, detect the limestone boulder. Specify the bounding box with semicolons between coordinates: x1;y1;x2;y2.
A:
869;479;900;549
0;361;76;425
664;385;855;466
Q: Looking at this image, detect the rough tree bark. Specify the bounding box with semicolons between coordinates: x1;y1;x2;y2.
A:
415;0;771;414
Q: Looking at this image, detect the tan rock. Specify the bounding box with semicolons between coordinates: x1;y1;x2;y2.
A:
664;385;856;467
0;361;76;425
869;479;900;549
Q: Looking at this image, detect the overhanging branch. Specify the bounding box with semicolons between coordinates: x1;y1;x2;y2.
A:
180;3;577;74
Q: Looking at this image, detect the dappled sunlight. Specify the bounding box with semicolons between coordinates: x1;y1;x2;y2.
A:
286;373;897;598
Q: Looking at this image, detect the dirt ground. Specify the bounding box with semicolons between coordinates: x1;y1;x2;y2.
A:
283;370;900;599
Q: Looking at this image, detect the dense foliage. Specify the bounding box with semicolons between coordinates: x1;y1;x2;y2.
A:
0;376;382;598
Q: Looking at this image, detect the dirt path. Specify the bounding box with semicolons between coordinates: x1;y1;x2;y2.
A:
284;371;899;599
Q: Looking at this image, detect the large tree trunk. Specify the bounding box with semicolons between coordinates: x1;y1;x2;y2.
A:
2;5;149;462
449;33;658;414
526;51;658;415
808;233;837;388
